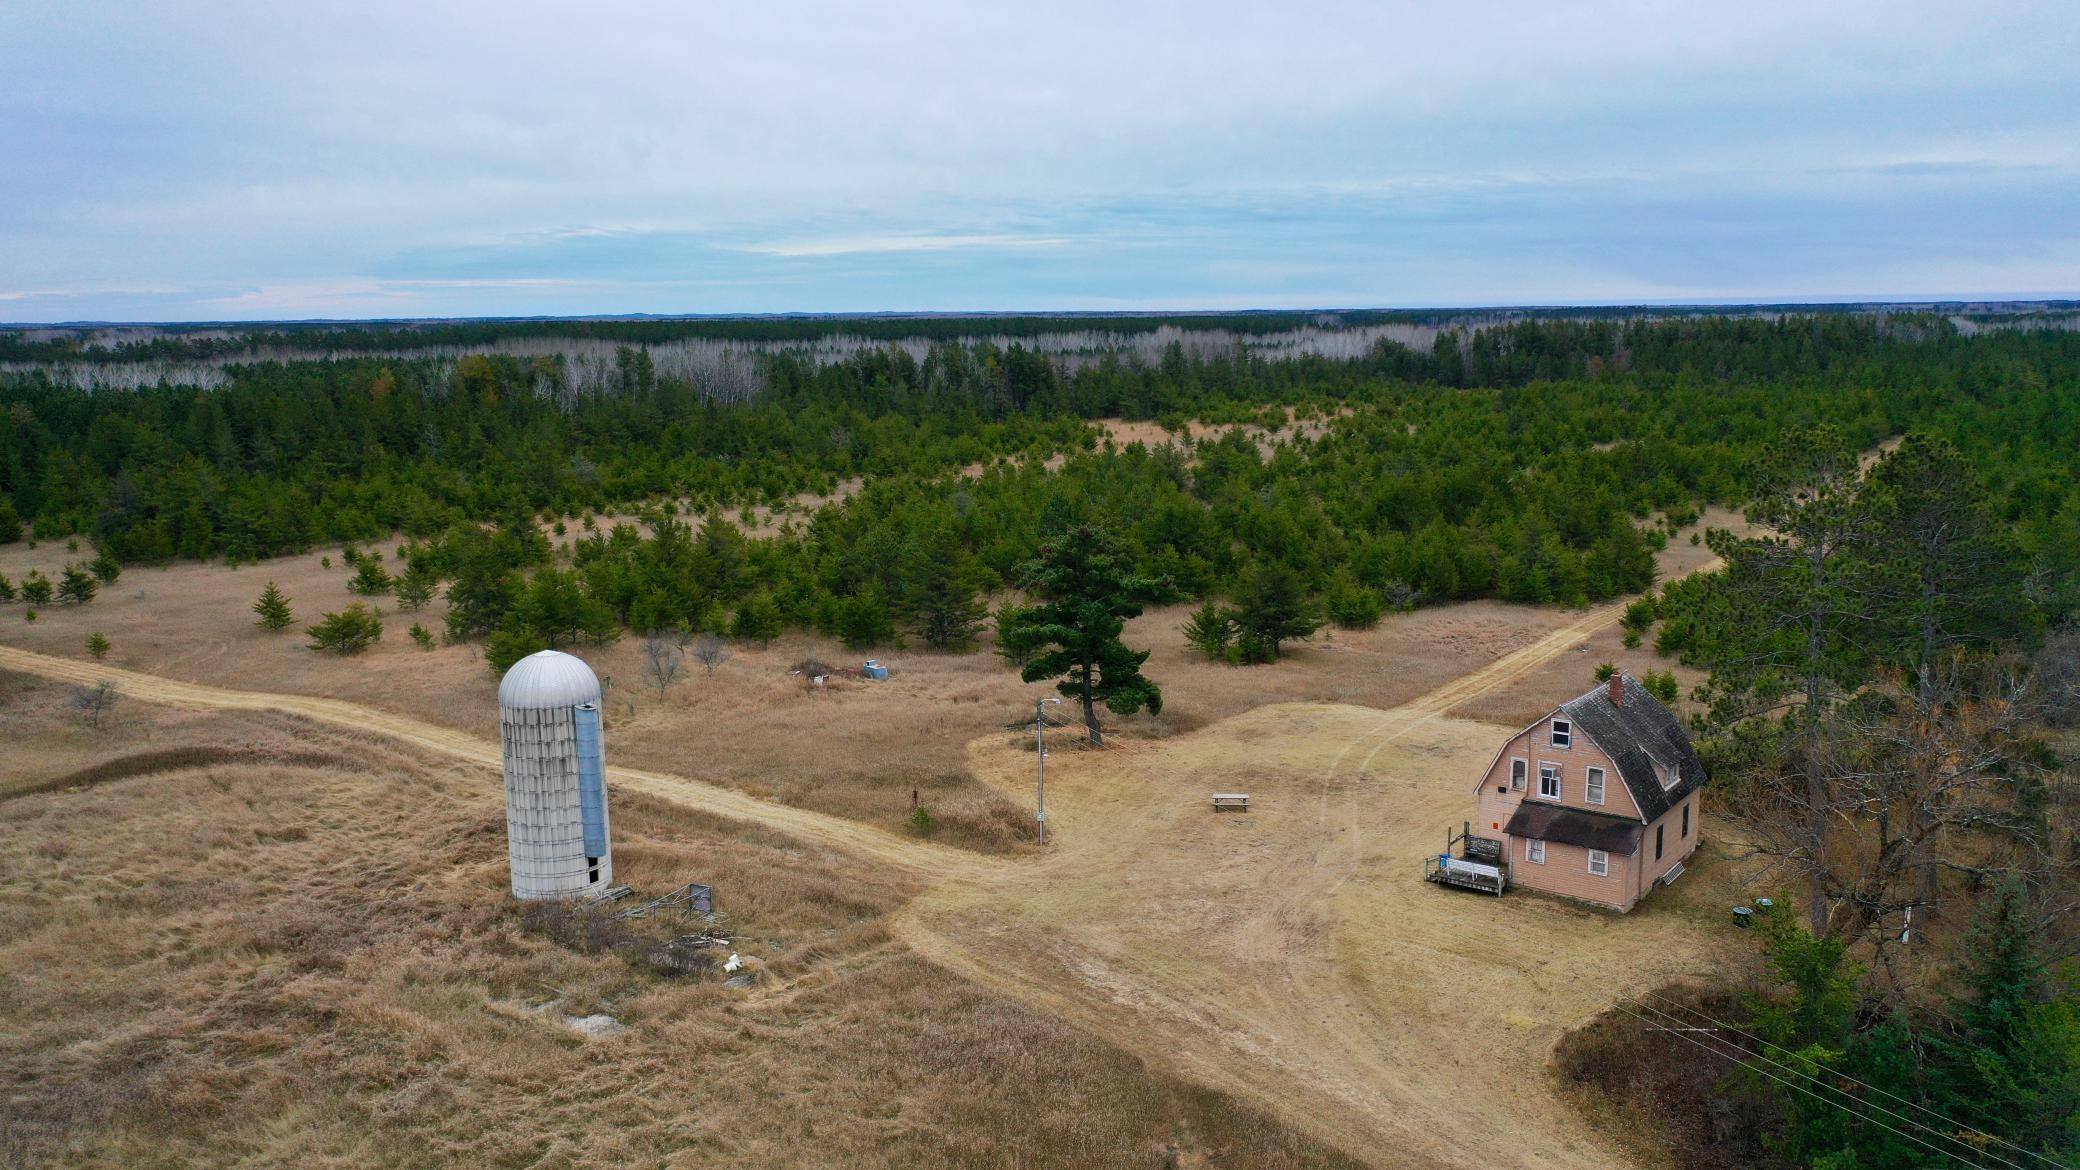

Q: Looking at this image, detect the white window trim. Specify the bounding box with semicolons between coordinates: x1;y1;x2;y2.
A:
1536;761;1562;801
1587;849;1609;877
1509;757;1528;792
1550;718;1572;749
1585;766;1606;806
1525;839;1546;864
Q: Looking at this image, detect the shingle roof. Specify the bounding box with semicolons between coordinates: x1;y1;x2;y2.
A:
1560;674;1704;824
1505;802;1646;853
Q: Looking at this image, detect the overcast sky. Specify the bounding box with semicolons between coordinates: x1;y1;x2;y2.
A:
3;1;2076;322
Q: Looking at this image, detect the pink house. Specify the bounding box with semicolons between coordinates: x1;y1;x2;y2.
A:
1435;674;1703;911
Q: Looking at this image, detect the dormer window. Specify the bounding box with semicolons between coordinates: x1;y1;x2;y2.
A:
1551;719;1571;749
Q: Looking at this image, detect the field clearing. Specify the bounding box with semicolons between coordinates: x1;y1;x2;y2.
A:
0;674;1361;1170
1;538;1742;1167
0;502;1750;1167
0;506;1735;850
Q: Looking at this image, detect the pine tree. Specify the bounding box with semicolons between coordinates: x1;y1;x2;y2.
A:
56;564;98;605
21;571;52;606
348;558;394;596
731;592;784;647
86;632;110;660
902;525;989;651
253;581;294;631
1181;601;1237;661
393;561;438;610
305;602;383;654
89;551;121;584
1002;525;1169;746
1691;426;1879;936
1230;561;1321;662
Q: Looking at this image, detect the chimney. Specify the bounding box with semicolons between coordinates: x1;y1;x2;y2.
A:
1609;674;1624;705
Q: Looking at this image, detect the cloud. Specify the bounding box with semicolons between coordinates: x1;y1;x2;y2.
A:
1;1;2075;320
733;234;1071;258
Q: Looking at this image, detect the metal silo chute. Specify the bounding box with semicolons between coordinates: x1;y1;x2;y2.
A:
574;702;608;859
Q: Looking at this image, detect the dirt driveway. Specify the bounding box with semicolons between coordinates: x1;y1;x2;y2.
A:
899;604;1731;1168
0;586;1731;1168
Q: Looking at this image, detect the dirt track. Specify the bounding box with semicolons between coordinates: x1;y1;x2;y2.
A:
0;588;1724;1168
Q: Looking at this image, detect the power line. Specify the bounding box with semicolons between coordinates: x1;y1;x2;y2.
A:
1620;996;2034;1170
1608;1001;2000;1170
1639;989;2068;1170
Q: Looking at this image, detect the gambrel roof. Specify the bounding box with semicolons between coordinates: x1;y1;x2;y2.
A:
1557;674;1705;824
1472;674;1706;825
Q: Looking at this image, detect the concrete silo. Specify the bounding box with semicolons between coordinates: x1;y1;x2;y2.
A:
497;649;613;899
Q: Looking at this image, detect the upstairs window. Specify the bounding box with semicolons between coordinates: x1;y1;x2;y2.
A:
1551;719;1572;748
1510;758;1527;791
1538;764;1561;800
1588;849;1609;877
1586;767;1606;806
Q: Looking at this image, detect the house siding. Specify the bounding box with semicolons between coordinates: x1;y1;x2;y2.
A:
1634;793;1701;898
1475;715;1642;838
1471;704;1698;912
1513;835;1638;909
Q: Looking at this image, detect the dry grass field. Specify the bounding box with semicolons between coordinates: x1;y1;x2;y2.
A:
0;505;1734;852
0;505;1748;1169
0;672;1364;1169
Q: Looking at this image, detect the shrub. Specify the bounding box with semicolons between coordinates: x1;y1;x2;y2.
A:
1594;661;1617;682
1326;582;1384;629
57;564;98;605
348;559;394;596
1642;669;1681;705
485;621;549;675
306;602;383;654
21;571;51;606
89;552;121;584
908;805;937;836
0;572;13;602
1181;601;1237;661
409;623;435;650
86;632;110;660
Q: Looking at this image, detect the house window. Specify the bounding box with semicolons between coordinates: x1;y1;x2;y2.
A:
1551;719;1571;748
1586;767;1606;805
1655;825;1665;861
1526;839;1545;864
1682;802;1691;838
1538;764;1561;800
1588;849;1609;877
1510;758;1527;791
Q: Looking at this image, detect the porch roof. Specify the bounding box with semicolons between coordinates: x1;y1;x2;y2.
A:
1505;802;1644;854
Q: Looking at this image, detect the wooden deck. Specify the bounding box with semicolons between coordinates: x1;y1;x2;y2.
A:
1423;821;1508;896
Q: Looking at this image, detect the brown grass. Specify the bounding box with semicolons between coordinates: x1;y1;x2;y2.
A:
0;673;1361;1169
1553;983;1786;1170
0;499;1736;856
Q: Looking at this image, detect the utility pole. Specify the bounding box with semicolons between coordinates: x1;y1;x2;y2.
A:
1035;696;1060;844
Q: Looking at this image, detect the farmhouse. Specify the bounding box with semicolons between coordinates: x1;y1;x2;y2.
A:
1450;674;1704;911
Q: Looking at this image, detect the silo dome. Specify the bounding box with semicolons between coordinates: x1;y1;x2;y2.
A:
498;649;603;709
497;649;612;900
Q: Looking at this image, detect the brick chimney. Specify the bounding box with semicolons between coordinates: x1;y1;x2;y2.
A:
1608;673;1624;705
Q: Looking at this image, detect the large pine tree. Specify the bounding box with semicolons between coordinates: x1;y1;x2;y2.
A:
1002;525;1168;746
